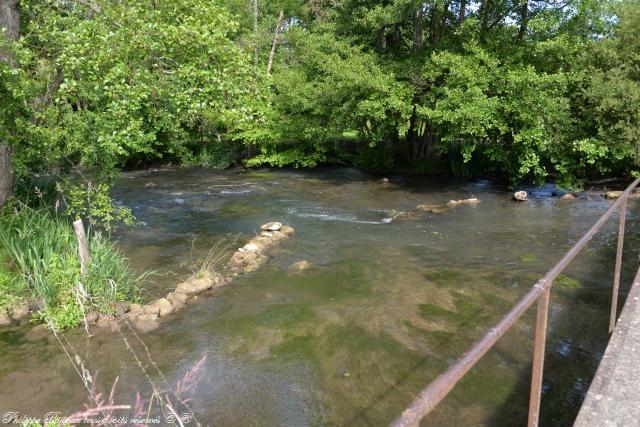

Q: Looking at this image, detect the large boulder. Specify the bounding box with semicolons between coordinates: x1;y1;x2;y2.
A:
134;313;160;332
560;193;576;200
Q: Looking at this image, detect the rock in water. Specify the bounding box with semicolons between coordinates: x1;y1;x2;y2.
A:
560;193;576;200
416;204;449;214
513;191;528;201
605;191;623;199
289;260;312;273
260;221;282;231
447;198;480;207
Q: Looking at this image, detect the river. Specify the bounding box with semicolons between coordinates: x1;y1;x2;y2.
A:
0;167;638;426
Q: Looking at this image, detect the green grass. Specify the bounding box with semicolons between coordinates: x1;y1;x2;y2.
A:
0;205;142;329
0;253;28;316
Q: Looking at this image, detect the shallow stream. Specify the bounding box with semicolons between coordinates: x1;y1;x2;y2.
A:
1;167;638;426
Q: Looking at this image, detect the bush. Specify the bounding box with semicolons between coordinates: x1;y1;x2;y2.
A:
188;141;242;169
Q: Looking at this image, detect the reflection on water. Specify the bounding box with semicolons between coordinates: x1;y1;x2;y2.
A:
1;167;638;426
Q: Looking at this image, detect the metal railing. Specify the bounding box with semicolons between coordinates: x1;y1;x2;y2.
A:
391;176;640;427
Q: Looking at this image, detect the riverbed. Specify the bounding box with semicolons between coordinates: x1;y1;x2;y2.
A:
1;167;638;426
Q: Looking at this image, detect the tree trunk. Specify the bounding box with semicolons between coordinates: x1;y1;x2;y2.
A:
252;0;258;67
480;0;489;40
517;0;529;40
413;8;423;52
266;10;284;74
0;145;13;207
0;0;19;65
459;0;466;23
0;0;19;208
377;27;387;52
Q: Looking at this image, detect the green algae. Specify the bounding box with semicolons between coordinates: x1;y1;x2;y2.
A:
555;275;582;290
255;303;316;327
519;254;538;263
423;269;463;284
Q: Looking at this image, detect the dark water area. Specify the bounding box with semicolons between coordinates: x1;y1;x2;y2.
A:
1;167;639;426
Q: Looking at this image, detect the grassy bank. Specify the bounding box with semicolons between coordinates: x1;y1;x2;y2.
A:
0;205;142;330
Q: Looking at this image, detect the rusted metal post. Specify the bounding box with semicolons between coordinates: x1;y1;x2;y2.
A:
73;219;91;276
609;196;627;333
528;287;550;427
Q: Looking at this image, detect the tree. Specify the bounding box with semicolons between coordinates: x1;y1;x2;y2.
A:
0;0;19;208
1;0;268;224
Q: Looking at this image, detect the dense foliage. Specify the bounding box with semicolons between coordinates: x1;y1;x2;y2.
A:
0;0;639;208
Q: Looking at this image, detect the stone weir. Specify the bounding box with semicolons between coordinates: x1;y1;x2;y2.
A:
94;222;295;333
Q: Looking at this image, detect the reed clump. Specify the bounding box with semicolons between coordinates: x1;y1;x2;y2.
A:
0;204;143;329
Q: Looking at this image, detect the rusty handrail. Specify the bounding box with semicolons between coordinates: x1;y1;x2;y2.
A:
391;177;640;427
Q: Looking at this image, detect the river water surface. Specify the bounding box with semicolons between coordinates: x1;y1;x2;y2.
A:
1;167;638;426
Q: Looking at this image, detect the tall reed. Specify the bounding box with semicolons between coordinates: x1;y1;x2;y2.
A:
0;205;142;328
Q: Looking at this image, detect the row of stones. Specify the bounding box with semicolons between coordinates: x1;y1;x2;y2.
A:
0;222;294;332
387;198;481;222
99;222;295;332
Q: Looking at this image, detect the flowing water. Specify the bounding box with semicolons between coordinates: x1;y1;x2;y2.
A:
1;167;639;426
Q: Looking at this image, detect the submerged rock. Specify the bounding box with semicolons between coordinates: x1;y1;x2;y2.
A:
447;198;480;207
134;313;160;333
416;204;449;214
144;182;157;188
605;191;623;199
513;191;528;201
289;260;313;273
24;324;49;342
95;314;119;332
